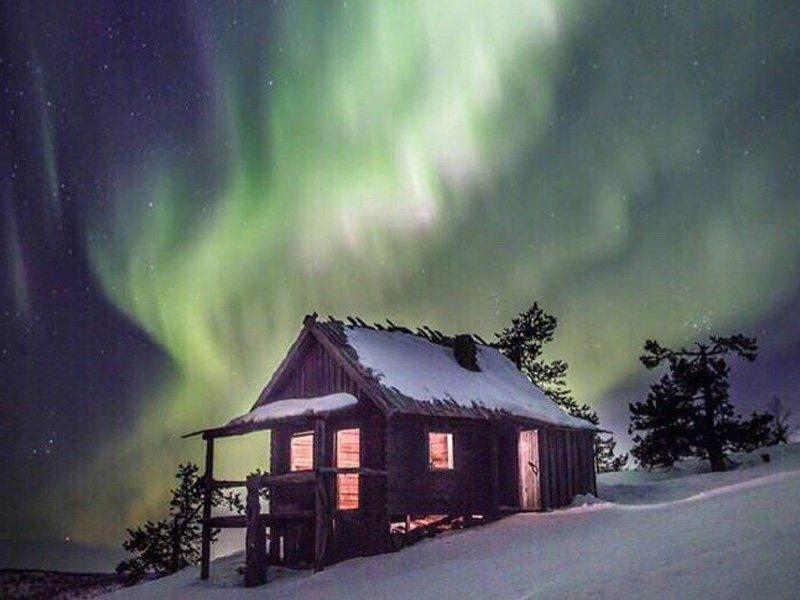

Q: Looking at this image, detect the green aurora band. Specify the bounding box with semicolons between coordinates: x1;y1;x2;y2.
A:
47;1;800;543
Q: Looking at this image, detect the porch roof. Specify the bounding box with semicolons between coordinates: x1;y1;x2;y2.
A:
183;392;358;439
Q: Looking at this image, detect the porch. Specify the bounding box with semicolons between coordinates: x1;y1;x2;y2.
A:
189;401;389;588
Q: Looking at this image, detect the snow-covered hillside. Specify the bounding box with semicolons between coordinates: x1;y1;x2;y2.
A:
105;444;800;600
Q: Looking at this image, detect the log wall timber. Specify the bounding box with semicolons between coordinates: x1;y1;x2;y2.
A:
385;415;493;516
268;333;370;403
497;426;520;507
488;422;500;517
535;428;595;509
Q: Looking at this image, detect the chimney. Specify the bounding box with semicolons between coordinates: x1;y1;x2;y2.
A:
453;335;480;372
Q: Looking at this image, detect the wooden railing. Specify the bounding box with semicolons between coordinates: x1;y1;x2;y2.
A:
198;416;387;586
200;466;388;587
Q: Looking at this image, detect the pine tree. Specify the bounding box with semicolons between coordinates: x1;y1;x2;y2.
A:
496;302;627;473
629;372;694;469
117;463;244;582
630;335;773;471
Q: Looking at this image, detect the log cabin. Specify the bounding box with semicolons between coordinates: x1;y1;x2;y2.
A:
186;313;597;586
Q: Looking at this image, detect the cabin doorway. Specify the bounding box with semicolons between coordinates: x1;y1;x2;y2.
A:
518;429;541;510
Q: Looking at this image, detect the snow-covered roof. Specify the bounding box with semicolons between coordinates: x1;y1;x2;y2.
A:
329;323;592;429
227;393;357;427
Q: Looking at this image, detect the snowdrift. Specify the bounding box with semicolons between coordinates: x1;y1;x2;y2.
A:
104;444;800;600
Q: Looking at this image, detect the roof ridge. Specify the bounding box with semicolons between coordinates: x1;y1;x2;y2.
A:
319;314;489;348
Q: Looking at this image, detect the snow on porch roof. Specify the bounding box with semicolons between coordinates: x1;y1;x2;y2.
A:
228;393;358;427
183;393;358;439
328;323;593;430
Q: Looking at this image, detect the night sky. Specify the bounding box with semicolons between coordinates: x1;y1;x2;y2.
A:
2;1;799;558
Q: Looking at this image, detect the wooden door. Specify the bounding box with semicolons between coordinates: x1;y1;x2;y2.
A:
518;429;541;510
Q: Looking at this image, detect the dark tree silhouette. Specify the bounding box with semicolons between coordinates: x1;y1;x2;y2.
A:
766;397;797;445
117;463;244;582
495;303;570;405
593;432;630;474
630;335;773;472
496;302;627;474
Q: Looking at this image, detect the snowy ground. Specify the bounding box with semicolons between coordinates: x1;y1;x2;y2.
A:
105;444;800;600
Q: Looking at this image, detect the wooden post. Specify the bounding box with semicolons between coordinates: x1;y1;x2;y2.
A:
200;436;214;580
245;475;267;587
313;418;328;572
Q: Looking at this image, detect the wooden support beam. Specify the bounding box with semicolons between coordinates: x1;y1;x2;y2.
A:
318;466;388;477
200;437;214;580
211;479;247;490
209;512;314;529
244;475;267;587
313;418;328;573
252;470;317;488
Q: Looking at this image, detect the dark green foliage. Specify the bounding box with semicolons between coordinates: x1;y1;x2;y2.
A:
496;302;627;474
766;397;797;445
594;434;630;474
116;463;244;582
728;411;776;453
630;335;773;472
629;373;697;469
495;303;570;404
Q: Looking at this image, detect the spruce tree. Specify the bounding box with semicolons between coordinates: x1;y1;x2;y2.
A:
496;302;627;474
117;462;243;582
630;335;773;471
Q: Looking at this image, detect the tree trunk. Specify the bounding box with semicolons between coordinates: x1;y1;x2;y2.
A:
705;397;726;472
170;516;181;573
700;347;726;472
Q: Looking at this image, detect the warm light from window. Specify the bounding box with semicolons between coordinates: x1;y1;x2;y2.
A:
290;431;314;471
428;432;454;470
336;428;360;510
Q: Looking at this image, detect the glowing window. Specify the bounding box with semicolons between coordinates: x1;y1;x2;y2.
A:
290;431;314;471
336;428;360;510
428;432;454;470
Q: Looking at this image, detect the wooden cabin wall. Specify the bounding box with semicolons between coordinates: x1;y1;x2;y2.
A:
538;428;596;509
265;335;389;564
267;335;385;476
269;334;367;401
386;415;493;517
497;425;520;508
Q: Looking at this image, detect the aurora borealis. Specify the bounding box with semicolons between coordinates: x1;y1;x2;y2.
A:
2;0;799;561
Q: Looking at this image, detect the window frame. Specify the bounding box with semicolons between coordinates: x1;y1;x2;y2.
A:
289;430;315;472
335;427;361;511
427;431;455;471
